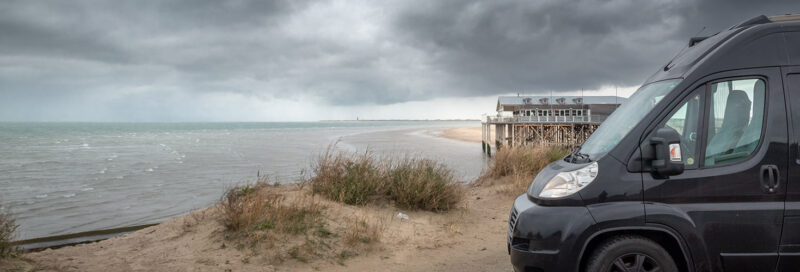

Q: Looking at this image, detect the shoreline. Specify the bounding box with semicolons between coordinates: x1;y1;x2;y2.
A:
8;125;486;251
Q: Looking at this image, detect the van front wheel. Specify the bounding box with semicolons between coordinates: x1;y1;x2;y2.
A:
585;235;678;272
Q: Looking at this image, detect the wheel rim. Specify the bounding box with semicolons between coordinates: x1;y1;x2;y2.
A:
609;253;661;272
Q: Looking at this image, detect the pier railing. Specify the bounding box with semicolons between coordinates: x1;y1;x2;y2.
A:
484;115;606;124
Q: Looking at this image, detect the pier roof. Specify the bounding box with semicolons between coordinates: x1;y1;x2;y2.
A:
496;95;626;111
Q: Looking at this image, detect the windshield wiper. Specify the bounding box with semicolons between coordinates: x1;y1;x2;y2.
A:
566;145;592;163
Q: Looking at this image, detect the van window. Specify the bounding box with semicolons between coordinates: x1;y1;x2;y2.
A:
704;78;766;166
662;88;703;168
580;79;681;159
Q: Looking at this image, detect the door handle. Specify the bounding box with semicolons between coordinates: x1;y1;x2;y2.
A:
760;165;780;193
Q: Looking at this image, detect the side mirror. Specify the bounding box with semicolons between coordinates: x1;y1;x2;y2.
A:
650;127;684;178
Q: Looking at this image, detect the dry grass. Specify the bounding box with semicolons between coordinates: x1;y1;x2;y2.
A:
219;181;322;235
0;205;32;272
308;149;383;206
386;158;462;211
479;145;569;194
308;145;463;211
0;205;17;259
217;177;383;265
343;217;383;246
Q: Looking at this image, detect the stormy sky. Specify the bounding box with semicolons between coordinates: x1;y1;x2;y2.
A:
0;0;797;121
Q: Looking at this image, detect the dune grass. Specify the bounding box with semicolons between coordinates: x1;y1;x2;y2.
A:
386;158;462;211
308;146;463;212
219;181;322;234
479;145;569;194
217;177;383;265
308;150;384;206
0;205;17;259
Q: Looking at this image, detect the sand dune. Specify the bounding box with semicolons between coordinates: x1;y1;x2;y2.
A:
25;184;515;272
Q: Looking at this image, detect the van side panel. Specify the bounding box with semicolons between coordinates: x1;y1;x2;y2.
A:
644;67;788;272
783;32;800;65
704;31;789;71
779;70;800;269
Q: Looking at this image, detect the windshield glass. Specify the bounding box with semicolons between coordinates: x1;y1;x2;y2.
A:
580;79;682;159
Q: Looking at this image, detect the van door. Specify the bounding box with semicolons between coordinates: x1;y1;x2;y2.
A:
778;67;800;270
643;68;788;272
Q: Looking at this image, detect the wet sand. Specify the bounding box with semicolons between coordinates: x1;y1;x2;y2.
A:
435;126;482;143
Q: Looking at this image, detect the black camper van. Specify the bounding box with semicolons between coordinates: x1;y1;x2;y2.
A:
508;14;800;272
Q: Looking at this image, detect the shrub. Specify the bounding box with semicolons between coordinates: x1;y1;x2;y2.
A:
309;149;383;206
480;145;569;194
218;178;384;265
386;158;462;211
308;145;463;211
219;181;321;234
0;205;17;259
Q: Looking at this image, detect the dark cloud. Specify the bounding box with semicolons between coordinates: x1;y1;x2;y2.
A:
391;0;799;97
0;0;797;121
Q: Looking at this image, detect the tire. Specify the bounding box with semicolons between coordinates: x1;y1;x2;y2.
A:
585;235;679;272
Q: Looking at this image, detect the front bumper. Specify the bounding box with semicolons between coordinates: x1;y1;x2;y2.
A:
508;195;595;272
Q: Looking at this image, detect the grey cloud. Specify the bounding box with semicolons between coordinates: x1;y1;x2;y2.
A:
391;0;799;97
0;0;798;121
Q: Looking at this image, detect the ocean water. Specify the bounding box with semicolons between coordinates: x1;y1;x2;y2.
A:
0;121;485;240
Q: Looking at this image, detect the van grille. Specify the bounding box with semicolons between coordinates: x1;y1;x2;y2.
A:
508;207;519;236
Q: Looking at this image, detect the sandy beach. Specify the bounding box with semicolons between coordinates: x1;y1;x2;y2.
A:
22;184;514;272
436;126;482;143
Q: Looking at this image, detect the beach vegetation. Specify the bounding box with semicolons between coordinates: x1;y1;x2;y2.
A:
0;205;17;259
308;146;463;211
218;178;383;265
480;145;569;194
386;158;462;211
219;182;322;234
343;217;382;246
308;149;383;206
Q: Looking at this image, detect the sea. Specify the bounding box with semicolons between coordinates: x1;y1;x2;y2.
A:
0;121;486;240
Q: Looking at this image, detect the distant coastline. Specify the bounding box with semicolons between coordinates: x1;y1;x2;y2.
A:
320;119;480;122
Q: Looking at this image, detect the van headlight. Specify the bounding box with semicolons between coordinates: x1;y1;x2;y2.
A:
539;162;598;199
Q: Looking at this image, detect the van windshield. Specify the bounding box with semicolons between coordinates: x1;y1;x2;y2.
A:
579;79;682;160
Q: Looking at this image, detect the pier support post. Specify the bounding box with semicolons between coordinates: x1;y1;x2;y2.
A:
495;124;504;150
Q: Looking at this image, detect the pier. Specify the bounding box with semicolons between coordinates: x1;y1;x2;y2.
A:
481;95;625;153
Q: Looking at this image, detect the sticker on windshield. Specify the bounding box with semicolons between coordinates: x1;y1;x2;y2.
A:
669;143;682;162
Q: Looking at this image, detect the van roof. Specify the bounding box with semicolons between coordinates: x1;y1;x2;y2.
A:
645;13;800;85
768;14;800;23
728;14;800;29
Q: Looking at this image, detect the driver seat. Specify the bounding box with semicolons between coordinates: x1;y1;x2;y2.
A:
705;90;751;165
